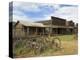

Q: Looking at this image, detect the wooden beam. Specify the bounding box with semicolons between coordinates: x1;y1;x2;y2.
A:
27;27;29;35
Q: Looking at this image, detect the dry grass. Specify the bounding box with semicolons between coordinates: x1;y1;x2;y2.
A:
13;34;78;58
39;35;78;56
40;40;78;56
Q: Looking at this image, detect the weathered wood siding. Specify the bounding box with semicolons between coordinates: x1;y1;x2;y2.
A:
68;21;74;26
51;16;66;26
13;23;25;39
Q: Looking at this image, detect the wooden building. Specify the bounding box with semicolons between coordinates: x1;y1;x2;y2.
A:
11;16;75;38
12;21;46;38
36;16;74;34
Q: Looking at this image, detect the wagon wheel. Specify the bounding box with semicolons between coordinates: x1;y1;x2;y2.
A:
28;37;44;55
52;37;61;49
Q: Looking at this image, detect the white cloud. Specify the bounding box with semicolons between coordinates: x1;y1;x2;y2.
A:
13;10;24;16
12;2;78;23
13;1;41;12
39;5;78;23
52;6;78;23
57;6;78;15
13;14;33;22
12;1;53;21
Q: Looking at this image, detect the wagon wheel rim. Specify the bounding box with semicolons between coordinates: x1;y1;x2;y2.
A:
52;37;61;48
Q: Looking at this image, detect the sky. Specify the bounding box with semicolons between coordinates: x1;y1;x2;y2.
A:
9;1;78;23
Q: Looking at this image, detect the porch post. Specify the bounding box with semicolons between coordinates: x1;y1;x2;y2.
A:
56;28;57;34
27;27;29;35
43;28;44;35
35;27;37;35
61;28;63;34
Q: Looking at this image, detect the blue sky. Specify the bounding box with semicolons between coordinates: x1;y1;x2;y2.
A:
9;1;78;23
